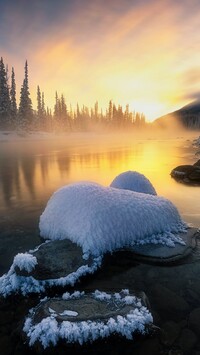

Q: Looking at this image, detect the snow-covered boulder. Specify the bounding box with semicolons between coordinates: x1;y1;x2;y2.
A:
23;289;153;349
39;182;187;257
110;171;157;195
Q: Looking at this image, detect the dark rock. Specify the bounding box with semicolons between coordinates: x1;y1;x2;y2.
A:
188;169;200;181
160;321;181;346
171;161;200;185
171;165;195;178
150;284;189;320
188;308;200;336
0;335;13;355
15;239;94;280
193;159;200;166
179;328;197;353
136;338;161;355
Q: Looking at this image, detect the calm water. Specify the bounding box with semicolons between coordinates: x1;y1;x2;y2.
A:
0;132;200;354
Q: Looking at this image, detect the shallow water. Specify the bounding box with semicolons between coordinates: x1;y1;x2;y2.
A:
0;132;200;354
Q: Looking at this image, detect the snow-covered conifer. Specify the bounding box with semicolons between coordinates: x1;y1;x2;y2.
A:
10;67;17;128
18;60;33;131
0;57;11;129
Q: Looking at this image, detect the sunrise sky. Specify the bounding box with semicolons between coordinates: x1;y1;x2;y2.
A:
1;0;200;121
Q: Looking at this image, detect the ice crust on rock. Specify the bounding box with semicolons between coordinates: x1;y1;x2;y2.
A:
39;181;187;257
23;290;153;348
0;255;102;297
110;171;157;195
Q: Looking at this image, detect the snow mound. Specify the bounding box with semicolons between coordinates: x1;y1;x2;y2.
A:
39;181;187;257
110;171;156;195
23;289;153;348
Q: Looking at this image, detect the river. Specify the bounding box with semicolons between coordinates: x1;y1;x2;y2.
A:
0;132;200;354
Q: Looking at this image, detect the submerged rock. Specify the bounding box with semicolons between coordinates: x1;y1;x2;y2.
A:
23;290;153;351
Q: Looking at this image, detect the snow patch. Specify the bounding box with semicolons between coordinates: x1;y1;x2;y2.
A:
110;171;157;195
23;289;153;348
59;310;78;317
40;182;187;257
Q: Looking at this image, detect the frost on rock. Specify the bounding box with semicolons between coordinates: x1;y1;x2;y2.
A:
13;253;38;273
39;181;187;257
23;289;153;349
110;171;157;195
0;254;102;297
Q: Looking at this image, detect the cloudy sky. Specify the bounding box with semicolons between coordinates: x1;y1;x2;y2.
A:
1;0;200;120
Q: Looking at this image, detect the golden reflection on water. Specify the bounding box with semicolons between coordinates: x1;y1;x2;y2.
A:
0;135;200;226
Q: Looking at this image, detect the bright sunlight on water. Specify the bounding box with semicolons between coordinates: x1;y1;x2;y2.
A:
0;133;199;231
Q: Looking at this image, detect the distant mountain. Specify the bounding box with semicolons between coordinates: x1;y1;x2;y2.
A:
154;100;200;129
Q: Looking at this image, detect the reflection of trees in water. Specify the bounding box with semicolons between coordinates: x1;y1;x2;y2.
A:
0;147;71;208
0;143;143;208
56;154;70;177
20;156;36;199
75;147;143;170
39;157;49;184
0;153;21;206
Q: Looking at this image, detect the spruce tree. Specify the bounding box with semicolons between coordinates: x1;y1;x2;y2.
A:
41;92;45;117
37;85;42;117
41;92;46;130
18;60;33;131
10;67;17;128
0;57;11;129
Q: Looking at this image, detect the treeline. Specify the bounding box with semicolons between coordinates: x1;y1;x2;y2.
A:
0;57;147;132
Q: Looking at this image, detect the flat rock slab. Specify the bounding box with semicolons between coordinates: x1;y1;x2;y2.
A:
15;239;94;280
23;290;153;350
0;240;101;296
123;228;198;264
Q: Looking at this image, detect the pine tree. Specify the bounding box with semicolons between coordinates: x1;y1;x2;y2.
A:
94;101;99;122
54;91;59;118
18;60;33;130
108;100;113;122
10;67;17;128
41;92;45;117
41;92;46;130
36;85;42;130
37;86;42;117
0;57;11;129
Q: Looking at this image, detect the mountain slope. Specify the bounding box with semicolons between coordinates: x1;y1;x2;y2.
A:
154;101;200;129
